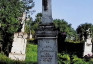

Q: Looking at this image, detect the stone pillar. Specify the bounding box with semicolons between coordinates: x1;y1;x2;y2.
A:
42;0;53;24
37;0;58;64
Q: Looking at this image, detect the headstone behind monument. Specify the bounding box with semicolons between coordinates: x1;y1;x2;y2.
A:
9;32;27;61
83;38;92;57
83;29;92;57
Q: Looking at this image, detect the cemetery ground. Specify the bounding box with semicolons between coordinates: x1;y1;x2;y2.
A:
0;40;93;64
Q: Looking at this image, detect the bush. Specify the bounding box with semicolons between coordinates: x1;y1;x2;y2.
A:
72;55;86;64
58;53;70;64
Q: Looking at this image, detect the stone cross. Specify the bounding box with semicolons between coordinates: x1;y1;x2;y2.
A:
37;0;58;64
42;0;53;24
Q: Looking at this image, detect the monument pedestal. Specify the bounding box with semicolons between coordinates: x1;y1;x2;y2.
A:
37;25;58;64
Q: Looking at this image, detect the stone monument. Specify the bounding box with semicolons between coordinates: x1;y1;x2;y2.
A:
36;0;58;64
83;28;92;57
9;12;27;61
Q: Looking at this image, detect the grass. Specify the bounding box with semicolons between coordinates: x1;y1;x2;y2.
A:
26;43;37;63
0;43;38;64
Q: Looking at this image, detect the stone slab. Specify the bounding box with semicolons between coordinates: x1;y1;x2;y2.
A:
42;0;53;24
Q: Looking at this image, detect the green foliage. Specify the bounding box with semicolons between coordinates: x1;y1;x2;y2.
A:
0;0;34;55
0;43;37;64
25;13;42;37
72;55;87;64
0;53;26;64
0;53;13;63
0;44;93;64
0;0;26;54
53;19;77;41
58;53;93;64
58;53;70;64
0;0;24;33
76;23;93;41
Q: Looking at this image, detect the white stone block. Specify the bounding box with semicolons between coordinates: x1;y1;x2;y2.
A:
9;32;27;61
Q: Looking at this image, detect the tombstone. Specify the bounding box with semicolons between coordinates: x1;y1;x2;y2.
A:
9;12;27;61
9;32;27;61
36;0;58;64
83;28;92;57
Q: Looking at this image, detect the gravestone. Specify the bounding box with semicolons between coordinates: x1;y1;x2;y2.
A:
36;0;58;64
9;12;27;61
9;32;27;61
83;28;92;57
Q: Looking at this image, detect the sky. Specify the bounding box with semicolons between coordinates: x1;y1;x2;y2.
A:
31;0;93;30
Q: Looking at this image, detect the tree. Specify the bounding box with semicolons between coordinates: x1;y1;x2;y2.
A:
76;23;93;41
0;0;34;55
25;13;42;38
53;19;76;41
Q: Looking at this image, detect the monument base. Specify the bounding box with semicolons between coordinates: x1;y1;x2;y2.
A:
37;24;58;64
9;53;26;61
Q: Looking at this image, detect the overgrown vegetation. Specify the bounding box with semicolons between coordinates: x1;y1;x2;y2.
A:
1;44;93;64
0;43;37;64
0;0;34;56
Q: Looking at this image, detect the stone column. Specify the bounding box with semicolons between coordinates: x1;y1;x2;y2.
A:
42;0;53;24
37;0;58;64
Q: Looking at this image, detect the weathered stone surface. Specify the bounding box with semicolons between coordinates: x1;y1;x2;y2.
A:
37;0;58;64
42;0;53;24
37;25;58;64
21;12;26;32
9;32;27;61
9;53;26;61
38;38;57;64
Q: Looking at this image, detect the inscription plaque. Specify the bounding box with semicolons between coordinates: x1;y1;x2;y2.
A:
38;38;57;64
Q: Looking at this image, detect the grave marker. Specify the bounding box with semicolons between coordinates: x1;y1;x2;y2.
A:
37;0;58;64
